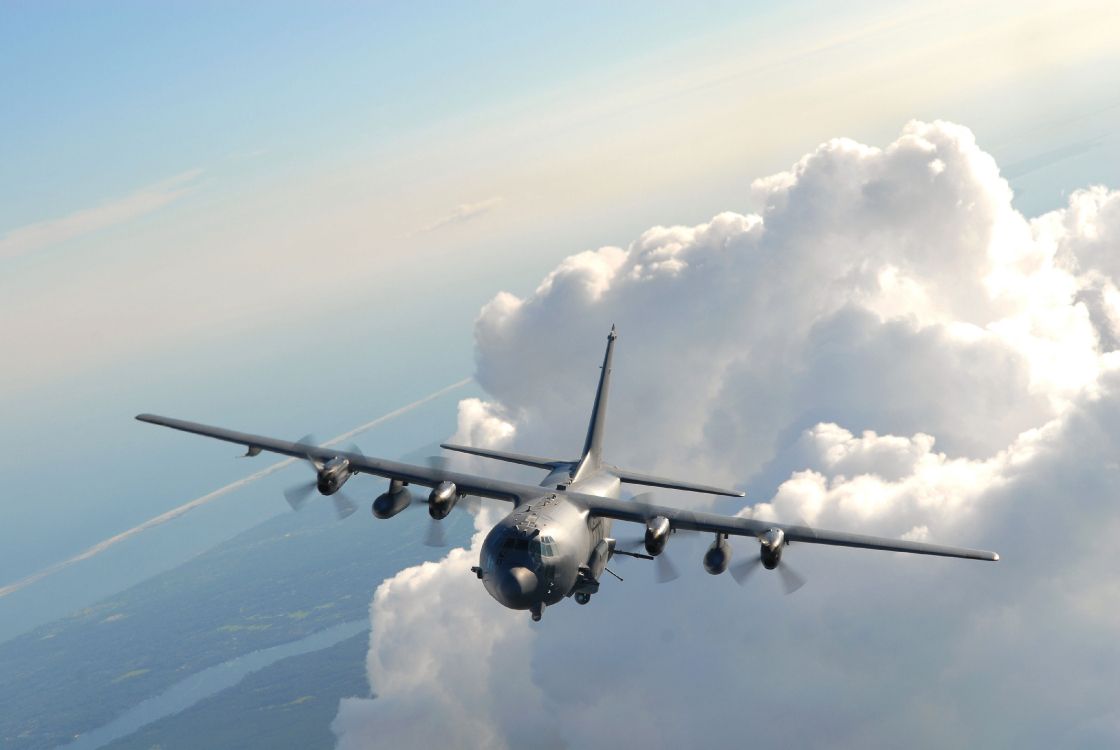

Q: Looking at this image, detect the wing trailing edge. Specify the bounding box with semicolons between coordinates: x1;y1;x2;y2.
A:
607;465;745;498
439;443;569;470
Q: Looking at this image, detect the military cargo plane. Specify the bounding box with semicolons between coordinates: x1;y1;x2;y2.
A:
138;327;997;621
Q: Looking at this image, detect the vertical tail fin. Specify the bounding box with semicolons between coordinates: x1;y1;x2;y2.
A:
576;325;617;476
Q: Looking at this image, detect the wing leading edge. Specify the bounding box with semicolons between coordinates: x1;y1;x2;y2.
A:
576;495;999;562
135;414;545;505
434;447;746;498
136;414;998;562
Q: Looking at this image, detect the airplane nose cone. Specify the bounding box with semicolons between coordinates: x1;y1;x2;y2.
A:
497;566;539;609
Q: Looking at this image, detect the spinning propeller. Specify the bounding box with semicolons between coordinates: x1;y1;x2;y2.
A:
728;526;807;594
414;454;479;547
614;494;699;583
422;454;484;514
281;435;358;520
366;452;481;548
728;554;806;594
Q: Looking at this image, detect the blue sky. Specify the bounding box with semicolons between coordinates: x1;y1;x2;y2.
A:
2;0;1119;637
2;1;775;225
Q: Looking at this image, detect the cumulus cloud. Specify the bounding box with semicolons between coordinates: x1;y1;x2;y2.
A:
335;121;1120;748
333;511;560;750
0;169;202;259
449;398;517;449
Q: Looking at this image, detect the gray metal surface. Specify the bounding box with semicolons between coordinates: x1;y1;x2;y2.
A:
138;326;998;621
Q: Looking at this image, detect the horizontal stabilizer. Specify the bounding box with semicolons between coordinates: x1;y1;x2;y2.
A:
439;443;568;470
608;465;744;498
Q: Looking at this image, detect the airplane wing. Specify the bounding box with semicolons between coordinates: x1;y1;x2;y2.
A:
439;443;568;470
604;465;744;498
135;414;548;504
577;494;999;562
136;414;997;561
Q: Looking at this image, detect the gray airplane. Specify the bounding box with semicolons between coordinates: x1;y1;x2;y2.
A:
138;327;998;621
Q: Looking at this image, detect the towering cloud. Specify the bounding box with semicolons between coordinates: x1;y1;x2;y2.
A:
335;122;1120;749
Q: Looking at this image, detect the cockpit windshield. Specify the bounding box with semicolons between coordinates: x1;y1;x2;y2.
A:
498;533;557;567
532;536;556;558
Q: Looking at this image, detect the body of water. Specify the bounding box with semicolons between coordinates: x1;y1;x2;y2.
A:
59;619;369;750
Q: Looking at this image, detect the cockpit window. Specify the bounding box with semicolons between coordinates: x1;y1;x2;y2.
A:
502;533;556;558
532;536;556;558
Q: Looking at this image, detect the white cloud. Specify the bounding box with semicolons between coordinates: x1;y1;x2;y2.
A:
416;196;504;235
332;510;559;750
449;398;516;449
0;169;202;259
335;122;1120;748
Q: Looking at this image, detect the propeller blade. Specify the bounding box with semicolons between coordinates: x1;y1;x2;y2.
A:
422;456;482;514
654;552;680;583
615;536;647;554
777;563;806;595
613;539;678;581
394;496;443;544
283;480;317;511
423;517;447;547
616;497;690;582
295;434;324;470
630;493;700;538
730;556;762;586
332;492;357;520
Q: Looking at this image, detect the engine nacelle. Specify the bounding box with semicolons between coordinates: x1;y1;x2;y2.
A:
760;528;785;570
703;536;731;575
428;481;459;519
644;515;671;556
317;457;352;496
372;481;412;519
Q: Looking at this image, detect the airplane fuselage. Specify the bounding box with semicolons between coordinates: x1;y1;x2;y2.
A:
478;465;618;617
135;326;999;626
